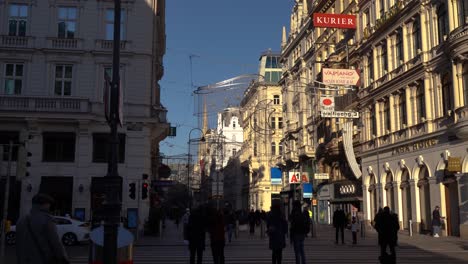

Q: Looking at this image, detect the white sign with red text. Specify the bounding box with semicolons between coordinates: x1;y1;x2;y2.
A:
288;172;310;184
323;68;360;86
320;96;335;111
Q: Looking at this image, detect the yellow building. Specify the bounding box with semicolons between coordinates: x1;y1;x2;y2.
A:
240;52;283;211
355;0;468;238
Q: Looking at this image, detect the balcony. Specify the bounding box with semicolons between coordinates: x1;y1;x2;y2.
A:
0;96;90;113
298;144;315;158
1;35;33;48
95;40;130;51
46;37;83;50
446;24;468;59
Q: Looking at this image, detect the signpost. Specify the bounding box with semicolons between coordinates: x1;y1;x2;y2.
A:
313;13;357;29
321;110;359;118
322;68;360;86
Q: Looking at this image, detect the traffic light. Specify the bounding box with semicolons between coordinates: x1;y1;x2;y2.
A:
141;182;149;200
16;145;32;180
129;183;136;200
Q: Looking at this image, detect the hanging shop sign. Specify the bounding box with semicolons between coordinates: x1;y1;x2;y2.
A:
320;96;335;110
321;110;359;118
323;68;360;86
447;157;462;172
289;172;310;184
313;13;357;29
270;167;282;185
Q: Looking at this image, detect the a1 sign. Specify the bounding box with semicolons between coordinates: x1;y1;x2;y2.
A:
289;172;309;184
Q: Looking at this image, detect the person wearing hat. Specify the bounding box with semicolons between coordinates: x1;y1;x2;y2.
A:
16;193;69;264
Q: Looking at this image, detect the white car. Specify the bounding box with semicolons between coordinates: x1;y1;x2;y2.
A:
6;216;90;246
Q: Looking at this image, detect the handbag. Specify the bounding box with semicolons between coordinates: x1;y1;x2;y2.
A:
26;216;69;264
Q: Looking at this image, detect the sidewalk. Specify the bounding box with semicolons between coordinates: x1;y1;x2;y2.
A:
136;219;187;246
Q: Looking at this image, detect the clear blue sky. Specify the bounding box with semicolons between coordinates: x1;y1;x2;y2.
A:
160;0;294;157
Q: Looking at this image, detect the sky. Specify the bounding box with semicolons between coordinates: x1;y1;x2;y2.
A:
160;0;294;157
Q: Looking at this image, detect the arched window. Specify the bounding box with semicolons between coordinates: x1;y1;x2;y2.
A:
412;17;421;57
441;72;453;115
437;4;449;44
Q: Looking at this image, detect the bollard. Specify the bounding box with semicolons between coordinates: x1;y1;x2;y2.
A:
409;220;413;237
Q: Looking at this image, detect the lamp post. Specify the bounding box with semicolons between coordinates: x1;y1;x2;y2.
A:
187;128;205;209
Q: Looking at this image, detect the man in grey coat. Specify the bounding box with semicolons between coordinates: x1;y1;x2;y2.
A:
16;193;69;264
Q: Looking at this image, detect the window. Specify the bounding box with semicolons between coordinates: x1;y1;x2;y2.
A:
253;143;257;157
58;7;77;39
232;121;236;128
278;117;283;129
416;85;426;122
412;18;421;57
264;71;281;83
42;132;76;162
463;64;468;105
279;143;283;155
368;55;374;85
8;4;28;36
370;106;377;136
381;44;388;75
441;72;453;114
253;117;257;129
395;28;403;66
92;133;126;163
379;0;385;18
0;131;19;161
273;95;280;105
399;93;407;128
271;142;276;156
459;0;468;26
55;65;73;96
437;4;449;44
105;9;125;40
384;99;391;132
232;148;237;157
271;117;276;129
265;56;280;68
4;63;23;95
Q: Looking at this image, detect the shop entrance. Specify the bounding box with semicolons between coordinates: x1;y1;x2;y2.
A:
444;176;460;236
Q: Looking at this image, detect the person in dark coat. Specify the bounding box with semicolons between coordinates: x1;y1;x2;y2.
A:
248;209;256;236
375;206;400;264
289;201;309;264
432;206;443;238
210;209;225;264
224;207;235;243
374;208;384;245
187;206;206;264
266;203;288;264
332;206;346;244
16;193;69;264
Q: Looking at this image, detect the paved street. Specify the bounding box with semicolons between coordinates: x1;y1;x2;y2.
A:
5;220;468;263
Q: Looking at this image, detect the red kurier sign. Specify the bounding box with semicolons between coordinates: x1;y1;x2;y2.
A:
313;13;356;29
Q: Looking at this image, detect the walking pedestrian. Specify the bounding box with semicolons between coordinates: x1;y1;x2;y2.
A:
248;209;256;237
374;208;383;246
209;209;225;264
290;201;309;264
266;202;288;264
224;207;235;243
332;206;346;244
187;206;206;264
375;206;399;264
16;193;70;264
432;205;443;238
351;217;359;244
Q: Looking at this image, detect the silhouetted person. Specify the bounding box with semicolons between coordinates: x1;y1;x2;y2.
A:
224;207;235;243
432;205;443;238
375;206;399;264
210;209;225;264
374;208;384;246
290;201;309;264
248;209;256;236
267;203;288;264
187;206;206;264
333;206;346;244
16;193;69;264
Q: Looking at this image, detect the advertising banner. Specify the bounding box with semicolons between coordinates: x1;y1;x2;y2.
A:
323;68;360;86
313;13;357;29
270;167;282;185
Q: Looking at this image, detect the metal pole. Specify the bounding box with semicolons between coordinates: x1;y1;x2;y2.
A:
0;142;13;259
103;0;122;263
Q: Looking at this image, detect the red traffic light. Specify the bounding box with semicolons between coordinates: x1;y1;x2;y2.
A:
143;183;148;188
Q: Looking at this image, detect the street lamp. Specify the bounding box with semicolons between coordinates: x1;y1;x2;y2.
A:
187;128;205;209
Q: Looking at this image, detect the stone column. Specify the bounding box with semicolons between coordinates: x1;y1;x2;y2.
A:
362;183;371;229
395;181;404;229
410;179;421;233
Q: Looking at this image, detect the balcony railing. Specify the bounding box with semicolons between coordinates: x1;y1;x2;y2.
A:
1;35;33;48
95;40;129;50
47;38;83;49
0;96;90;113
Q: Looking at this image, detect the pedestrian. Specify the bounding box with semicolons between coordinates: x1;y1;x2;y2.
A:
266;202;288;264
248;209;256;237
351;217;359;244
16;193;70;264
182;208;190;241
303;206;312;237
375;206;399;264
290;201;309;264
374;208;383;246
432;205;443;238
187;206;206;264
332;206;346;244
210;209;225;264
224;207;236;243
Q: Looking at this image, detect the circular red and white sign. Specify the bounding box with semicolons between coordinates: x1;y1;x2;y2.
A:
322;98;333;105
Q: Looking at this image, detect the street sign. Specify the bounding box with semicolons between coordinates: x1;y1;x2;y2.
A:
320;96;335;111
314;173;330;180
313;13;357;29
323;68;360;86
321;110;359;118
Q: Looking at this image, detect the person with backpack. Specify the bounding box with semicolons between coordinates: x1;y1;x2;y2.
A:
266;202;288;264
289;201;309;264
